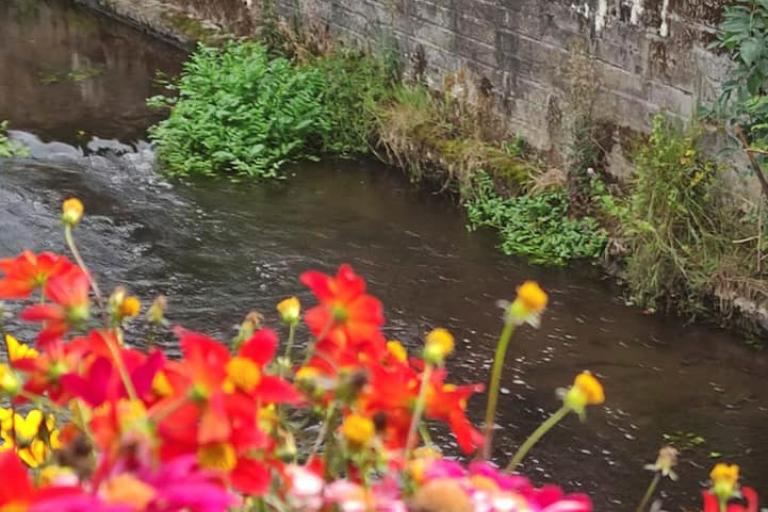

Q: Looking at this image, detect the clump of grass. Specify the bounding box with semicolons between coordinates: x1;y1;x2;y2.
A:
374;84;535;195
616;116;768;316
0;121;28;158
466;171;607;266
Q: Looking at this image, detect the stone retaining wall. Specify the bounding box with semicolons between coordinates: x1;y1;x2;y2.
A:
79;0;733;177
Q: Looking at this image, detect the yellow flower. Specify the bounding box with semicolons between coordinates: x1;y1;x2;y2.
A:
0;364;21;397
573;371;605;405
710;463;740;501
118;296;141;319
109;287;141;322
507;281;549;327
225;357;261;393
277;296;301;325
61;198;84;226
0;409;60;468
386;340;408;363
341;413;375;447
5;335;38;362
563;371;605;418
424;328;454;364
517;281;548;313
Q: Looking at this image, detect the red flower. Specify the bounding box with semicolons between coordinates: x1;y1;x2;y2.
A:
60;330;165;407
13;338;90;403
0;450;35;509
154;328;300;495
703;488;759;512
21;267;90;345
0;251;75;299
301;265;386;365
358;357;483;455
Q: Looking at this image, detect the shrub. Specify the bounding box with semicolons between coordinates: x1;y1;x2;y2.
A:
0;120;27;158
622;116;767;314
466;171;607;265
148;42;329;179
309;51;395;155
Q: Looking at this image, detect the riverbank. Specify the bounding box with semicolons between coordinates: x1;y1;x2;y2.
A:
66;0;768;341
2;1;768;506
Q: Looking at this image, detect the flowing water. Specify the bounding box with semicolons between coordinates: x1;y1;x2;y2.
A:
1;1;766;509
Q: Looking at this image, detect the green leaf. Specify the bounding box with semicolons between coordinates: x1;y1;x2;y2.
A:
740;37;763;66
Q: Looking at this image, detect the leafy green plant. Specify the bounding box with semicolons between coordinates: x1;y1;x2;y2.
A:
712;0;768;197
621;116;763;313
466;171;607;265
309;51;395;154
0;121;28;158
148;42;329;179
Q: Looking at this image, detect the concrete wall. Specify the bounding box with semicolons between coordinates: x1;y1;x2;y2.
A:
82;0;734;175
272;0;732;174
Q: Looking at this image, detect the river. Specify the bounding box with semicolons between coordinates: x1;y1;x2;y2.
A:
0;1;766;509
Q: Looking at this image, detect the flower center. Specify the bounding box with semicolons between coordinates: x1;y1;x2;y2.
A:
225;357;261;393
197;442;237;472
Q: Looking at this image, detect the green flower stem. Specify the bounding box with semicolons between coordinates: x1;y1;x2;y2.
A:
64;225;104;311
481;320;515;459
310;403;336;460
405;363;434;458
635;472;660;512
106;329;138;402
506;405;570;472
282;323;297;372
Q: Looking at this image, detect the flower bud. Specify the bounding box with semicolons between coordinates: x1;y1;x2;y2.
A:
0;363;21;397
110;287;141;322
277;296;301;325
147;295;168;326
61;198;84;227
423;328;454;365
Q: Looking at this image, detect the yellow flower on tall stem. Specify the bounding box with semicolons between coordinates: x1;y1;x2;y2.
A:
482;281;548;459
61;198;84;227
506;371;604;472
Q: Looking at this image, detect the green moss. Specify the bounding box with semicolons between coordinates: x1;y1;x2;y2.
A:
160;11;223;44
